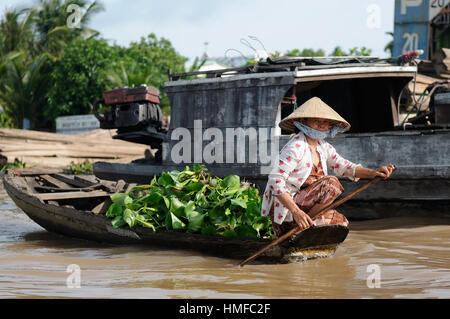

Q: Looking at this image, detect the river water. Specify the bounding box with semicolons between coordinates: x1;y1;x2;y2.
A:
0;188;449;299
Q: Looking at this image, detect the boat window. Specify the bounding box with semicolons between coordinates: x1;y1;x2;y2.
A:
279;77;411;135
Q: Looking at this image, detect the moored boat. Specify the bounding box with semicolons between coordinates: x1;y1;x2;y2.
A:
1;172;349;263
93;56;450;220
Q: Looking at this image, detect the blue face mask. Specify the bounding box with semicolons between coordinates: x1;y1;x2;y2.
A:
294;121;344;140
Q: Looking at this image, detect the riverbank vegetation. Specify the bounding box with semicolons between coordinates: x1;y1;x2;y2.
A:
0;0;187;129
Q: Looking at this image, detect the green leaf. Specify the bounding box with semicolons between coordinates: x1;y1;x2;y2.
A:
123;208;135;227
230;198;247;209
184;182;204;192
193;163;204;173
110;193;130;206
186;209;205;233
158;172;175;186
170;212;186;230
111;216;127;228
163;196;170;209
252;216;270;237
131;184;152;191
135;215;156;231
246;201;260;217
141;191;163;205
172;206;186;219
228;215;238;230
169;170;181;181
220;175;241;195
170;196;185;213
195;188;206;201
184;201;196;215
105;203;123;217
208;206;227;225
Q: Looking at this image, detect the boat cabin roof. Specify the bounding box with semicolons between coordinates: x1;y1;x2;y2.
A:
166;57;416;86
163;58;417;135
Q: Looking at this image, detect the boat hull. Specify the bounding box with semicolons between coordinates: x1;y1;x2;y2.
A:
2;175;349;263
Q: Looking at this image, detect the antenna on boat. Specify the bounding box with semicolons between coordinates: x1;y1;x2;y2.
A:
241;37;269;61
240;38;257;54
224;48;247;60
248;35;270;58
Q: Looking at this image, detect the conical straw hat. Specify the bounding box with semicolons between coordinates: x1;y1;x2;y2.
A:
279;97;350;133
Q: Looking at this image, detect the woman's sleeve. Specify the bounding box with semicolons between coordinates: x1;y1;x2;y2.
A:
326;143;362;182
267;140;305;195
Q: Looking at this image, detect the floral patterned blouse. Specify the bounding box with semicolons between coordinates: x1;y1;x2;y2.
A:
261;132;361;224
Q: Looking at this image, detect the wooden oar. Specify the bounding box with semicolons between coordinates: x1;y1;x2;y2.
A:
239;171;394;267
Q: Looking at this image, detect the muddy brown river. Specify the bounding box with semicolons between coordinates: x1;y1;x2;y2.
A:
0;189;448;299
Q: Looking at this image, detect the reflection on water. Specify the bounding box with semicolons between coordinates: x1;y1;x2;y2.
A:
0;189;449;298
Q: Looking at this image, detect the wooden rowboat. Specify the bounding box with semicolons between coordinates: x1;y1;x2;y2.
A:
1;172;349;263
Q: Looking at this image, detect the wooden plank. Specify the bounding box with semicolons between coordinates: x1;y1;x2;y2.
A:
114;180;127;193
96;180;116;193
51;174;92;188
73;175;96;186
23;177;38;194
0;128;149;148
47;201;60;206
36;190;110;201
40;174;73;189
0;150;129;158
13;168;63;176
8;155;144;167
125;183;138;193
34;185;101;192
92;198;112;215
0;141;147;155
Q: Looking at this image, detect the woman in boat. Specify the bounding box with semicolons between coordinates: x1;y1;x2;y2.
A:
261;97;395;237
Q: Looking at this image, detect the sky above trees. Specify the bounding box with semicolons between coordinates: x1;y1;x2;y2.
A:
1;0;395;63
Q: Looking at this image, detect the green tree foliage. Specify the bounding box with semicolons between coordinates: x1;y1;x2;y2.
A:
106;61;152;89
0;1;105;129
271;46;372;59
0;54;50;128
0;110;14;128
32;0;104;59
188;56;207;72
0;1;187;129
0;8;34;57
329;46;372;56
46;38;119;121
285;48;325;57
384;32;394;57
108;34;187;114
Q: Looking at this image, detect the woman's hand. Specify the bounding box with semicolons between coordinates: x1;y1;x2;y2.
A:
275;193;314;234
292;206;314;234
355;164;396;179
375;164;395;180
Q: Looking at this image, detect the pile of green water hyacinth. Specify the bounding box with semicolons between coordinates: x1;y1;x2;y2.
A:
105;164;273;239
